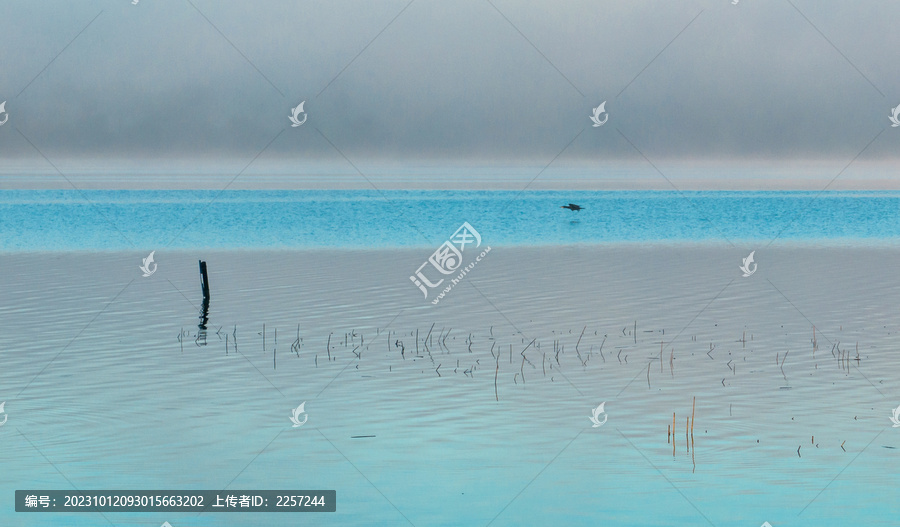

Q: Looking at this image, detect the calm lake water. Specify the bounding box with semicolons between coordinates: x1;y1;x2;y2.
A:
2;190;900;250
1;191;898;526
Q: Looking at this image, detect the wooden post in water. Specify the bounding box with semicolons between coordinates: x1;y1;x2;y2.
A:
199;260;210;301
198;260;210;334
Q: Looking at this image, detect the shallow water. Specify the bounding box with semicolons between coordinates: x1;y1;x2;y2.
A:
1;245;898;526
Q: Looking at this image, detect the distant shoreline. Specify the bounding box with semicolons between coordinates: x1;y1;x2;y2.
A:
1;160;898;190
3;176;900;190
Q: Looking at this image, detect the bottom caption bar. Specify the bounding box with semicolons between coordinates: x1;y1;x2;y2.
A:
15;490;336;512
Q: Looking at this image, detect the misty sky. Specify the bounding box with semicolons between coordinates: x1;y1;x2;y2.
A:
0;0;898;188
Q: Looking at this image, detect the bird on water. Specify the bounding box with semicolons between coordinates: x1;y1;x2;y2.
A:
561;203;583;211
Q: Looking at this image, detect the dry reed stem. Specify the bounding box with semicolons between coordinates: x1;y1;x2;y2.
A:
691;397;695;437
673;412;676;451
669;348;674;377
494;351;500;402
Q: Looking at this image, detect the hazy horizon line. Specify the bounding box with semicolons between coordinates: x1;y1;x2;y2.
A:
1;158;897;190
